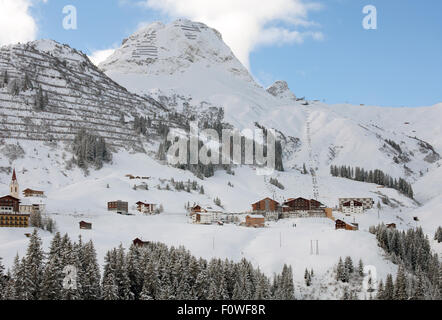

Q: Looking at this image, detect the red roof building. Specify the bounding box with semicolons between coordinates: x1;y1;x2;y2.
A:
133;238;151;247
283;197;322;212
0;195;20;214
251;198;280;212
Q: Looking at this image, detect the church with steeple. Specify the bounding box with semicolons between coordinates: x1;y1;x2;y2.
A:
0;169;29;228
10;169;19;199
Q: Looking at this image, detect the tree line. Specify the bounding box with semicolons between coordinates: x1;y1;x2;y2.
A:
0;230;295;300
71;129;112;170
330;165;414;198
370;225;442;300
435;227;442;243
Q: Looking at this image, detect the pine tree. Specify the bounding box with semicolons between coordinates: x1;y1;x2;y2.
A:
344;256;354;274
438;263;442;298
358;259;364;277
383;274;394;300
126;245;143;300
80;240;101;300
394;266;408;300
23;229;44;300
41;233;64;300
414;267;427;300
376;280;385;300
256;273;271;300
30;211;43;228
207;280;219;300
12;255;26;299
114;245;134;300
102;273;119;300
336;257;345;282
2;271;15;300
280;264;295;300
0;257;5;299
434;227;442;243
139;269;154;301
141;258;161;300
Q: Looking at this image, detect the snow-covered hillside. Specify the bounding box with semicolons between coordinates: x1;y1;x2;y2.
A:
101;19;441;185
0;39;167;149
0;141;429;299
0;18;441;299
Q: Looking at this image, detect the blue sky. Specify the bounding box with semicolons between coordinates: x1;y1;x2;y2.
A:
26;0;442;107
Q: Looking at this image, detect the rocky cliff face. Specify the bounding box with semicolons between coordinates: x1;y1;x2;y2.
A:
267;80;297;102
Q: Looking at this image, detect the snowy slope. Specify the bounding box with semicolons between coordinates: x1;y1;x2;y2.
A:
101;19;441;190
0;19;441;298
0;39;167;149
0;140;425;297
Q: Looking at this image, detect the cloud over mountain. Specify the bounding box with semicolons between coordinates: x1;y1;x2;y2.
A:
0;0;45;46
137;0;323;69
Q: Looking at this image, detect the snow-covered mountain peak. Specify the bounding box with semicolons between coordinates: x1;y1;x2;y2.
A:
24;39;93;67
100;19;251;81
267;80;297;101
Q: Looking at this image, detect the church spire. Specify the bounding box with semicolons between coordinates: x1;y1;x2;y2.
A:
10;169;19;199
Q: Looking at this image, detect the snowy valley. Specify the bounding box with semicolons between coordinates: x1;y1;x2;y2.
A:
0;19;441;300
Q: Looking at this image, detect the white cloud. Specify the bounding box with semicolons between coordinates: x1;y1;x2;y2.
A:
0;0;45;47
139;0;323;68
88;48;116;66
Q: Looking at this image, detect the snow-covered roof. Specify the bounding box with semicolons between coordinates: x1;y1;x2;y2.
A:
247;215;265;219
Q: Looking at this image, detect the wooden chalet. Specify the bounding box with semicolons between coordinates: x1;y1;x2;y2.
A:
245;215;265;228
283;197;322;212
136;201;156;214
79;221;92;230
22;188;45;197
251;198;280;212
133;238;151;248
335;219;359;231
386;223;397;229
190;205;206;216
107;201;129;215
0;195;20;214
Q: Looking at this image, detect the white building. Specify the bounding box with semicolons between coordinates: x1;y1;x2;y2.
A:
136;201;157;214
19;199;46;215
341;200;364;215
339;198;374;211
192;212;217;225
